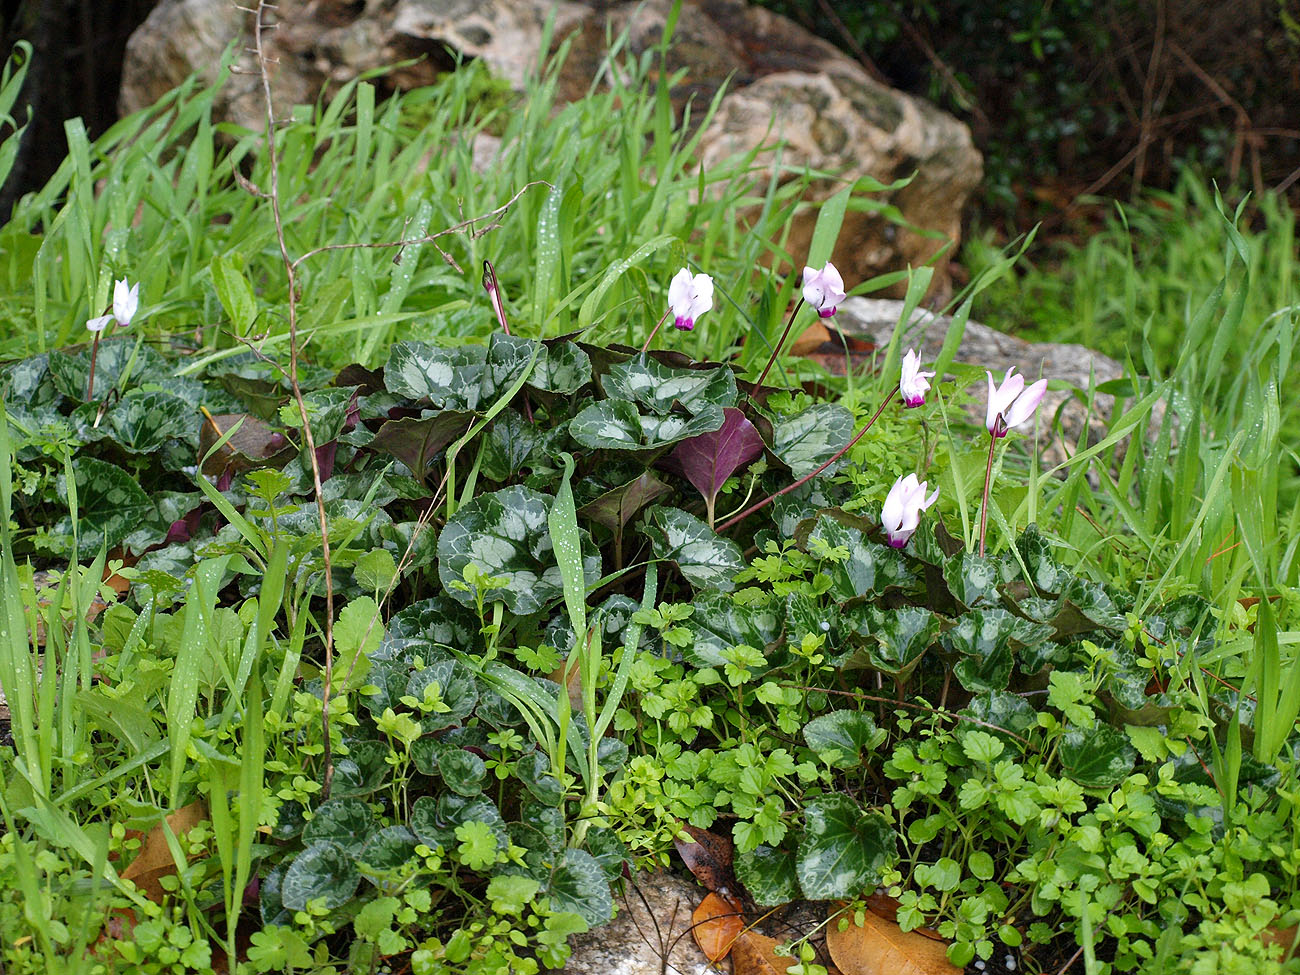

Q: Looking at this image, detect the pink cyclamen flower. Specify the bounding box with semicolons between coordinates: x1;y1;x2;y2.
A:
668;268;714;331
881;473;939;548
900;349;935;407
112;279;139;327
985;367;1048;438
802;262;846;318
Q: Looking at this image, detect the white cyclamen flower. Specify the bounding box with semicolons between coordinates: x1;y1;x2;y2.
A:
668;268;714;331
801;262;846;318
112;278;140;327
985;367;1048;438
899;349;935;407
881;473;939;548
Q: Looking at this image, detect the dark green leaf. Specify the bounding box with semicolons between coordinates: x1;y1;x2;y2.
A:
603;358;738;415
530;340;592;394
735;845;800;907
568;398;727;450
641;505;745;591
1060;725;1137;788
807;514;913;599
546;848;614;925
686;591;783;669
48;339;169;401
384;341;486;410
410;794;507;850
437;484;601;617
107;389;193;453
405;658;479;729
280;842;360;911
1015;525;1066;593
944;552;1005;609
438;749;486;796
56;457;152;555
803;710;880;767
302;798;375;855
942;609;1040;693
960;691;1038;752
796;796;896;899
359;826;419;872
771;404;854;477
481;409;543;482
517;749;565;805
851;607;939;678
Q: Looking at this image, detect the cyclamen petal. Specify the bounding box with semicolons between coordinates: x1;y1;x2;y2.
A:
668;268;714;331
1004;378;1048;429
900;349;935;407
802;262;846;318
86;314;113;333
112;278;139;327
986;367;1046;437
881;473;939;548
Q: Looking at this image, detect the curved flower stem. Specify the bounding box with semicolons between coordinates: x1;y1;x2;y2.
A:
717;387;896;533
753;297;807;391
639;309;672;359
86;331;102;401
978;419;1004;557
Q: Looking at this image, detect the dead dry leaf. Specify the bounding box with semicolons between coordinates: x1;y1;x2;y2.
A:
864;892;947;942
673;824;737;895
827;908;962;975
121;801;208;903
692;892;745;962
731;930;795;975
790;320;833;355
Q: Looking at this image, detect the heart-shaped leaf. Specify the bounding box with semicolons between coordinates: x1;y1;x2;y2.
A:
603;357;738;415
48;339;169;401
807;514;913;599
686;591;784;668
481;409;542;482
578;471;672;531
546;848;614;926
770;404;854;477
569;398;726;450
734;844;800;907
803;710;880;767
641;505;745;592
529;340;592;394
943;552;1005;609
410;794;507;850
665;408;764;510
437;484;601;617
372;411;474;483
57;457;152;555
1060;724;1137;788
796;795;896;899
358;826;419;872
849;607;939;679
941;609;1036;693
384;341;487;409
280;841;360;911
107;389;193;454
438;748;487;796
302;798;375;855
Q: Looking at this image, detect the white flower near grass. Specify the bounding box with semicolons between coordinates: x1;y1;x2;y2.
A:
881;473;939;548
112;278;140;327
985;367;1047;437
668;268;714;331
899;349;935;407
801;262;846;318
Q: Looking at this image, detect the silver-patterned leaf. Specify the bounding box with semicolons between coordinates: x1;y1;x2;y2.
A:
640;505;745;592
603;357;737;415
384;341;486;410
771;404;855;477
530;340;592;394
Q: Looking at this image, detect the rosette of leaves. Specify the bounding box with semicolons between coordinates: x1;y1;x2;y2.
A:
437;484;601;616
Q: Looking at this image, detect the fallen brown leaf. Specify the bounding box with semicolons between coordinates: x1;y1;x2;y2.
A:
731;930;794;975
790;320;832;355
864;892;947;942
121;801;208;903
826;907;962;975
673;824;737;895
692;892;745;962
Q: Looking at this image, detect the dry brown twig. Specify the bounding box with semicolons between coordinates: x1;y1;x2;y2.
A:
244;0;545;797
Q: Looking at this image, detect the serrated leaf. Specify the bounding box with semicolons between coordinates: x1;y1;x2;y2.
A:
278;386;358;444
302;798;375;855
770;404;854;477
796;796;895;900
942;609;1033;693
943;552;1005;609
57;457;152;555
437;484;601;617
1060;724;1137;788
735;844;800;907
546;848;613;926
641;505;745;592
1015;524;1066;593
603;357;738;415
803;710;879;767
666;408;764;508
280;842;360;911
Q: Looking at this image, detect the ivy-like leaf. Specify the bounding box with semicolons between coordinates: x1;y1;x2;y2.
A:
1016;524;1066;593
359;826;419;872
302;798;375;855
530;340;592;394
942;609;1039;693
437;484;601;617
1060;725;1137;788
56;457;152;555
107;389;193;454
944;552;1005;609
686;591;783;668
404;658;479;730
803;710;880;768
569;398;726;451
796;796;896;900
770;404;854;477
48;339;169;401
849;606;939;679
641;505;745;592
603;357;738;415
410;794;508;851
578;471;672;532
960;691;1039;752
806;514;913;599
330;739;389;797
546;848;614;926
665;408;764;510
735;845;800;907
517;749;565;806
280;842;360;911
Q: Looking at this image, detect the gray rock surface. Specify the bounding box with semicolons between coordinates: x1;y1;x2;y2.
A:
836;297;1126;464
120;0;981;297
564;871;713;975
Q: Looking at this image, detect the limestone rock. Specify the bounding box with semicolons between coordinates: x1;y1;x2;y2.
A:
835;297;1126;465
563;871;712;975
121;1;981;295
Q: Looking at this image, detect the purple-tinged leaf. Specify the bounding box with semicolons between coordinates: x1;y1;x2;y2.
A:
371;411;474;484
578;472;673;531
666;408;763;508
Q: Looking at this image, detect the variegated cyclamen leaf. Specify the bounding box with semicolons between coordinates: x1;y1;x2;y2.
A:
603;357;738;415
806;514;913;599
437;485;601;616
569;399;726;451
796;796;896;900
56;457;152;555
686;590;783;668
665;408;764;507
107;389;194;453
770;404;854;477
641;505;745;592
481;409;543;482
384;341;487;410
482;333;539;402
1060;724;1137;788
529;340;592;394
48;339;169;402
